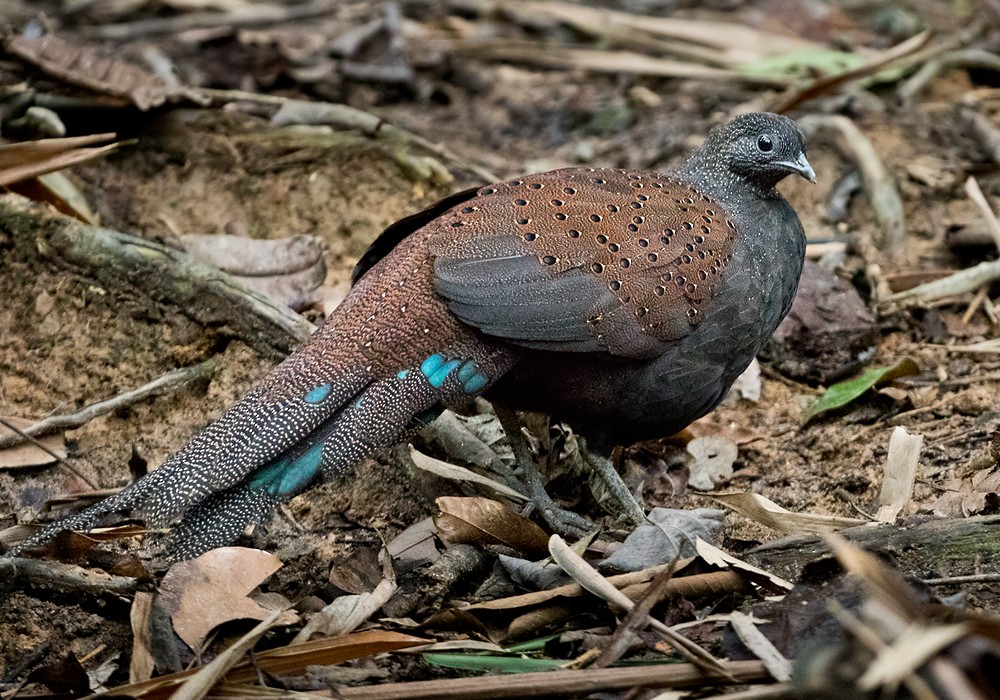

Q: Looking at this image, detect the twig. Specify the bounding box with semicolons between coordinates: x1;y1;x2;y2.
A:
549;535;732;679
0;416;96;489
958;107;1000;165
883;258;1000;306
447;40;790;88
961;286;989;325
593;563;679;668
0;194;314;357
0;556;137;597
964;176;1000;251
85;0;342;40
898;48;1000;106
770;30;930;114
922;573;1000;585
797;115;905;257
194;88;498;184
336;660;769;699
0;359;216;449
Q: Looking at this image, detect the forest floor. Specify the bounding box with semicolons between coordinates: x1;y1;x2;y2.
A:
1;0;999;698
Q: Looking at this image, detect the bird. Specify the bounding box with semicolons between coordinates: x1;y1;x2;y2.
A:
9;112;814;561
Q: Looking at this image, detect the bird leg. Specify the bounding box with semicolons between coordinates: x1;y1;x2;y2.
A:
492;404;594;537
577;438;647;526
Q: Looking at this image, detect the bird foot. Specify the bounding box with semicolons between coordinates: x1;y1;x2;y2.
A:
521;479;595;538
579;442;647;526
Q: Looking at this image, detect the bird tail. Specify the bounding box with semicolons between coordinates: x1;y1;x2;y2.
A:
7;366;448;560
166;369;445;559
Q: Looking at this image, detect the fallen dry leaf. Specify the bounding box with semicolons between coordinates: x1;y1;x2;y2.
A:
687;436;738;491
924;468;1000;518
875;427;923;523
0;416;67;469
602;508;723;573
713;492;866;534
435;496;549;557
180;233;326;309
158;547;298;650
386;516;440;573
0;134;119;187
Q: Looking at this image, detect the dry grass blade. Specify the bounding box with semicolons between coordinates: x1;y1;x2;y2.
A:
548;535;731;678
84;630;429;699
505;1;816;65
409;446;527;501
713;492;866;534
448;42;790;87
770;30;930;114
0;134;119;187
169;609;284;700
729;612;791;682
858;623;970;691
823;534;926;621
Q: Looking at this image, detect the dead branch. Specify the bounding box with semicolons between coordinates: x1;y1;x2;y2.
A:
0;194;314;358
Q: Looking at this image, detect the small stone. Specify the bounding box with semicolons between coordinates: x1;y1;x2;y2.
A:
34;290;54;316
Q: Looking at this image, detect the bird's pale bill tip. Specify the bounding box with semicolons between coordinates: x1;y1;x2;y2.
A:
796;153;817;183
776;153;816;183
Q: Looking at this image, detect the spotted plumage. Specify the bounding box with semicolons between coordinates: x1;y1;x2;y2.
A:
9;113;813;560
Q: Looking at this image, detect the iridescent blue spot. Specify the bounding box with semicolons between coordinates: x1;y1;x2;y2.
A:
304;383;333;404
429;359;462;388
463;373;489;394
421;354;446;378
397;369;410;380
457;360;478;383
414;406;444;426
276;442;325;496
248;440;325;497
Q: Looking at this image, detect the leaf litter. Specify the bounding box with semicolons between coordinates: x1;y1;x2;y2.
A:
1;0;1000;697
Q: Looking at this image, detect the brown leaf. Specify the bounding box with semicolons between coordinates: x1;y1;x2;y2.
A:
924;468;1000;518
158;547;298;650
329;546;382;594
130;592;156;683
95;630;429;700
386;516;441;572
435;496;549;557
0;416;67;469
0;134;119;188
179;233;326;309
5;32;175;110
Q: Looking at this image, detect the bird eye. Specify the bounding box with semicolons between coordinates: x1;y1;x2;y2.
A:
757;134;774;152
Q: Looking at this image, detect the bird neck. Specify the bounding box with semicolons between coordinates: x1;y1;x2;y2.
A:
674;149;781;206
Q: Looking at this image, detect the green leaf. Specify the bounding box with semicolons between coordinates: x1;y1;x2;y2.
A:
803;358;920;422
503;635;561;653
423;653;565;673
739;48;862;79
738;47;910;85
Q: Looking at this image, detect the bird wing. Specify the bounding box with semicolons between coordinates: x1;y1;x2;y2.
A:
429;168;738;360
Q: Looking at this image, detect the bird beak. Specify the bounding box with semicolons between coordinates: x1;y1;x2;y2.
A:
779;152;816;183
